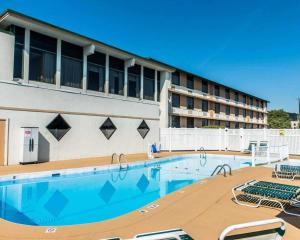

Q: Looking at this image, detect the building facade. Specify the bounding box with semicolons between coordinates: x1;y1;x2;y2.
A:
0;10;267;165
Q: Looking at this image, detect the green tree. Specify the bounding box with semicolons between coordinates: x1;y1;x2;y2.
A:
268;109;291;129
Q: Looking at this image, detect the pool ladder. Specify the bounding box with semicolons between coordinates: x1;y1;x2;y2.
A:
199;147;207;159
111;153;129;170
211;164;232;177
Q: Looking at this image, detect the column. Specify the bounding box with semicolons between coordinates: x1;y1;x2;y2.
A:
23;28;30;83
160;71;171;128
140;66;144;100
105;54;109;95
55;39;61;89
154;70;158;102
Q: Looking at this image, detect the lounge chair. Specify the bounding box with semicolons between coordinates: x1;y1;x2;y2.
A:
232;180;300;217
244;141;257;153
134;228;193;239
273;164;300;180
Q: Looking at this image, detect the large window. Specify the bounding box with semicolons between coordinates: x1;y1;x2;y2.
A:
242;109;246;118
202;119;208;127
250;111;254;118
234;92;239;102
225;105;230;115
11;25;25;79
235;107;239;116
225;88;230;100
202;100;208;112
61;41;83;88
143;67;155;100
235;122;239;129
187;117;194;128
215;103;220;113
157;71;161;101
215;120;220;126
250;97;253;106
172;71;180;85
172;115;180;128
242;95;246;104
109;56;124;95
214;85;220;97
128;64;141;98
172;93;180;107
87;51;105;92
202;80;208;93
187;74;194;89
29;31;57;84
187;97;194;110
225;121;230;128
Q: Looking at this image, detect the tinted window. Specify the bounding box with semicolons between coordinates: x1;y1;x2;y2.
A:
226;106;230;115
214;85;220;96
187;117;194;128
202;80;208;93
109;56;124;95
172;94;180;107
225;88;230;99
171;115;180;128
215;103;220;113
187;75;194;89
128;64;141;98
172;71;180;85
202;100;208;112
187;97;194;109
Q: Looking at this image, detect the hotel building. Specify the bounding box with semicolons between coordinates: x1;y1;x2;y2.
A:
0;10;267;165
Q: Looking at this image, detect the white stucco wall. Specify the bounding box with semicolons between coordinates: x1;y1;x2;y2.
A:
0;82;159;165
0;31;14;81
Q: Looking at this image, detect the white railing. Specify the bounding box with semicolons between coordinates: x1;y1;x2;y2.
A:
160;128;300;156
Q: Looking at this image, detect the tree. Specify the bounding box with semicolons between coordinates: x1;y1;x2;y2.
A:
268;109;291;129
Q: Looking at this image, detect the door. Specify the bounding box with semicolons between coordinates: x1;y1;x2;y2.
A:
0;120;6;166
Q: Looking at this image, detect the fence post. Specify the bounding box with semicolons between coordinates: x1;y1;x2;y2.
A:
218;128;222;151
225;128;228;151
251;144;256;167
168;127;172;152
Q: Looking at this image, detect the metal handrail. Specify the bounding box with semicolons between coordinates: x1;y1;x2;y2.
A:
199;147;207;159
119;153;128;170
219;218;285;240
111;153;118;164
211;164;232;177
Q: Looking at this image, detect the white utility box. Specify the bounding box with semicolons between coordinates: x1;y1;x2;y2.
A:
20;127;39;164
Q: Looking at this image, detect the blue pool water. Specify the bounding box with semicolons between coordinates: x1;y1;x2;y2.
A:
0;154;249;226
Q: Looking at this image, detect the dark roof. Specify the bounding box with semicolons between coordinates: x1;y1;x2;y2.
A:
149;58;269;102
0;9;174;71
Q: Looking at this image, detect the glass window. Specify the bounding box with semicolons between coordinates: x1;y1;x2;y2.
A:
215;103;220;113
172;71;180;85
235;122;239;129
250;97;253;106
214;85;220;97
202;119;208;127
172;93;180;108
87;51;106;92
187;117;194;128
242;95;246;104
256;112;259;119
11;25;25;79
128;64;141;98
226;105;230;115
143;67;155;101
187;74;194;89
171;115;180;128
256;99;259;108
157;71;161;101
235;107;239;116
225;88;230;100
250;111;254;118
242;109;246;118
202;80;208;93
109;56;124;95
202;100;208;112
187;97;194;110
234;92;239;102
61;41;83;88
215;120;220;126
225;121;230;128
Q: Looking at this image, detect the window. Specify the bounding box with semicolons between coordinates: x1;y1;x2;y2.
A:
61;41;83;88
187;74;194;89
215;103;220;114
143;67;155;100
202;80;208;93
172;71;180;85
225;121;230;128
187;117;194;128
172;93;180;108
225;88;230;100
256;99;259;108
243;123;247;128
261;101;264;108
235;107;239;116
137;120;150;139
128;64;141;98
250;97;253;106
242;95;246;104
250;111;254;118
29;31;57;84
256;112;259;119
157;71;161;101
109;56;124;95
234;92;239;102
215;120;220;126
11;25;25;79
202;119;208;127
235;122;239;129
202;100;208;112
171;115;180;128
87;51;106;92
187;97;194;110
242;109;246;118
46;114;71;141
214;85;220;97
250;124;254;129
225;105;230;115
100;118;117;140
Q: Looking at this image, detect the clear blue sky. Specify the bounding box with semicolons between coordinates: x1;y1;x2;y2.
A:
1;0;300;112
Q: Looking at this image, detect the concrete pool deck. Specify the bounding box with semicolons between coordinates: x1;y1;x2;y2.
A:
0;151;299;239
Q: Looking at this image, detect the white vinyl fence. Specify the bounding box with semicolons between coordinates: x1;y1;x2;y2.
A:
160;128;300;156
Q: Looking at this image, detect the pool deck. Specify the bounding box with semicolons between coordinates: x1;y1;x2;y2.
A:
0;151;300;240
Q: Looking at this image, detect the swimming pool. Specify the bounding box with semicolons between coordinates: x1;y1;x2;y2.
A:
0;154;251;226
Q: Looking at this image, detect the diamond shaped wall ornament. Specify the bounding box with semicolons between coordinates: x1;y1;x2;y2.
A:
137;174;150;193
100;118;117;140
99;181;116;203
46;114;71;141
137;120;150;139
44;190;68;217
